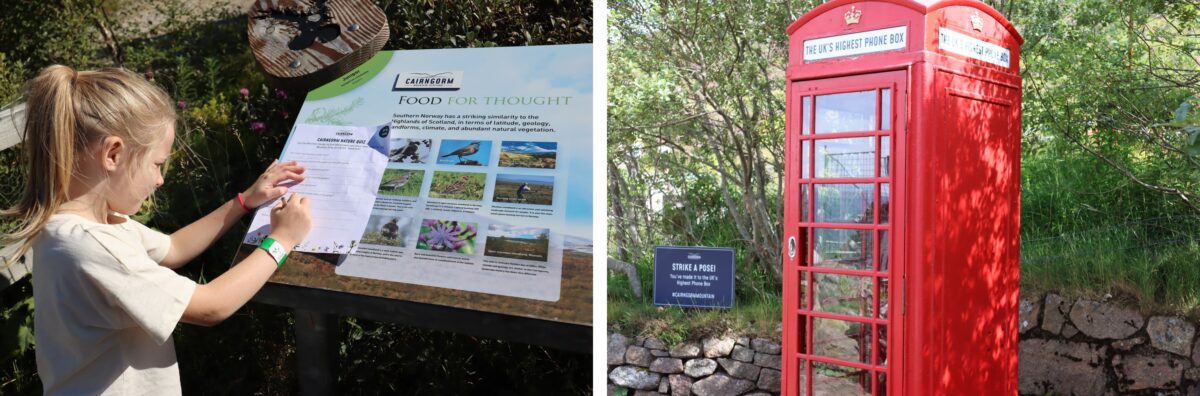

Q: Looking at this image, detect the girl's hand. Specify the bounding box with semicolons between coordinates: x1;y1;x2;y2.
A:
243;160;306;209
269;193;313;247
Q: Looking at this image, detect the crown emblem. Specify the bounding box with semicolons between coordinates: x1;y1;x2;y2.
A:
844;6;862;25
970;11;984;32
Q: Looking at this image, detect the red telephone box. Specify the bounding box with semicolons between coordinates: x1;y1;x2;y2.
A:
782;1;1021;394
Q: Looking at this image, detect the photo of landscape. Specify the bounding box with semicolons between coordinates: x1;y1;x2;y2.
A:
499;141;557;169
492;174;554;206
485;224;550;262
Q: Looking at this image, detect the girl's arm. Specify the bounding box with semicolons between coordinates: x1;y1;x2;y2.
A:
159;161;305;269
181;194;312;326
159;198;249;269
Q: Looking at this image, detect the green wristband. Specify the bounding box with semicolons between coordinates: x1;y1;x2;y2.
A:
259;237;288;267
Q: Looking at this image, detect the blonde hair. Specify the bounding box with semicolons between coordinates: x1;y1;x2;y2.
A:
1;65;176;267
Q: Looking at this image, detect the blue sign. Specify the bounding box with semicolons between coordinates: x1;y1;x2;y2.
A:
653;246;736;308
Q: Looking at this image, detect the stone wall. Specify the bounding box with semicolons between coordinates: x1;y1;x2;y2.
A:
607;332;782;396
609;293;1198;395
1019;292;1200;395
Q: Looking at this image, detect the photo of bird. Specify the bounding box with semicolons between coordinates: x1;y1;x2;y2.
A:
380;218;400;240
388;139;431;163
380;172;413;191
438;174;473;195
428;171;486;201
517;182;534;200
440;141;481;160
436;140;492;166
377;169;424;197
360;215;411;247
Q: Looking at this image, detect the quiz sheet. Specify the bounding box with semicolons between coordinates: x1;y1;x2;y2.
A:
243;123;390;254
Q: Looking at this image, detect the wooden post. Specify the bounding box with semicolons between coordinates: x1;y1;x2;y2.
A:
293;308;338;396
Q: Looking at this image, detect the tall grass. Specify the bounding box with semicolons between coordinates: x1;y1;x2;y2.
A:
1020;141;1200;314
1021;217;1200;313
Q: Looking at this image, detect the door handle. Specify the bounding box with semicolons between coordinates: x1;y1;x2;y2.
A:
787;236;797;258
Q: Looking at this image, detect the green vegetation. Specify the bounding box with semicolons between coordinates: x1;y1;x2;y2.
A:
608;0;1200;342
607;0;807;342
0;0;591;394
1015;0;1200;313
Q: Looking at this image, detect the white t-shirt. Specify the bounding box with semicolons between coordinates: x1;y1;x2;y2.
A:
32;213;196;395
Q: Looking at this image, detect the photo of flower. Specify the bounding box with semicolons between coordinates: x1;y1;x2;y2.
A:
416;219;479;254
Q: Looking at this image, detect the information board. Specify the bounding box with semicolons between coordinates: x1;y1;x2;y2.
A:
653;246;735;309
238;44;592;326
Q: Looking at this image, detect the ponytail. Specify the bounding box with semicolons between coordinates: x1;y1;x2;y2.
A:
1;65;81;268
1;65;175;269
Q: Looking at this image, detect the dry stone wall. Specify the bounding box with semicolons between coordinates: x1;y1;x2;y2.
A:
609;292;1198;395
1020;292;1200;395
608;332;782;396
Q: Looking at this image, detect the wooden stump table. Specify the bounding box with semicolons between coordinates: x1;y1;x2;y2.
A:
248;0;389;92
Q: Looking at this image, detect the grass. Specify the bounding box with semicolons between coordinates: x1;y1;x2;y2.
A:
1020;217;1200;316
606;255;782;344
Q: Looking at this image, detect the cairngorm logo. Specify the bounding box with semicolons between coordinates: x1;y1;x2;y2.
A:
393;71;464;91
687;253;702;260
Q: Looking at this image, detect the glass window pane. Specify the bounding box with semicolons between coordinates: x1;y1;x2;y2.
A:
879;278;889;319
877;325;889;367
799;271;809;310
803;140;812;178
813;273;874;317
816;138;876;178
880;183;890;224
803;96;812;134
801;184;809;222
880;136;891;177
813;317;872;364
876;371;887;395
813;361;871;394
799;358;809;393
814;228;874;271
815;184;874;224
879;231;889;272
881;89;891;130
816;90;877;133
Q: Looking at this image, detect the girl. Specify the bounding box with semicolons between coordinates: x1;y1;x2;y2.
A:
1;65;312;395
